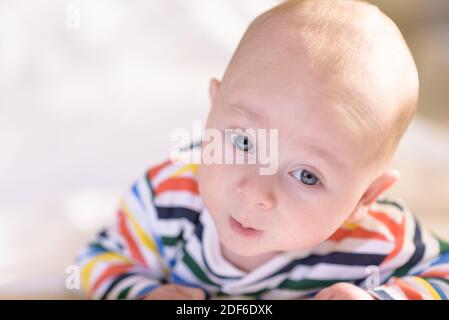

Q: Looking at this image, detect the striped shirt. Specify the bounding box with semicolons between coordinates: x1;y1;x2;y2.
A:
76;159;449;300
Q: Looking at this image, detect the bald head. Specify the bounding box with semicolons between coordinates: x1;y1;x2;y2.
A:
223;0;419;166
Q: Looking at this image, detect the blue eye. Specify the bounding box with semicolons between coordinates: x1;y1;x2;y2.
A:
231;133;254;152
290;169;320;186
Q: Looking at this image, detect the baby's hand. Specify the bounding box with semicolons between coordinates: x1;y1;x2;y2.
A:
144;284;206;300
314;282;375;300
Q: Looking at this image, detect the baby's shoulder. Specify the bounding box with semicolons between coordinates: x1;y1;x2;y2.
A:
144;139;202;192
369;195;410;224
142;159;203;220
145;158;200;194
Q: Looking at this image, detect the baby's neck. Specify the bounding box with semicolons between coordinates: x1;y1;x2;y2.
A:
220;244;281;272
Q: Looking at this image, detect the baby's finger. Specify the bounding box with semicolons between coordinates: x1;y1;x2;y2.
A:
180;287;206;300
314;288;333;300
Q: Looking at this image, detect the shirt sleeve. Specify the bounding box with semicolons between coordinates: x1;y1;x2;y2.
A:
75;171;171;300
367;199;449;300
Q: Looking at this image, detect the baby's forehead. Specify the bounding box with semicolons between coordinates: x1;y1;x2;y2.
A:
225;86;374;146
226;55;381;129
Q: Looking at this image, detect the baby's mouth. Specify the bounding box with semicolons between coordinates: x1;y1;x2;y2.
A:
228;216;263;238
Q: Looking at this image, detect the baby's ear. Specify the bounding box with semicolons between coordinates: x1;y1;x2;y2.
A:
360;169;400;206
209;78;220;108
347;169;400;222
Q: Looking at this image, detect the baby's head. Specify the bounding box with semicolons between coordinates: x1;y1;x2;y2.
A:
197;0;419;257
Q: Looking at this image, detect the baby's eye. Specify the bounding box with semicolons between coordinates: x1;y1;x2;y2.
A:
231;133;254;152
290;169;320;186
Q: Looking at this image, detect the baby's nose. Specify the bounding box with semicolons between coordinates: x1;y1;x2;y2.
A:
236;178;276;210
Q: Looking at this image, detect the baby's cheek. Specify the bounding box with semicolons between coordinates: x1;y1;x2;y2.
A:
198;166;218;203
199;164;232;208
278;212;340;249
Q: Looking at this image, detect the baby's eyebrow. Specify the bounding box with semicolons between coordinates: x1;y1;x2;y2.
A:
300;140;345;172
227;103;266;125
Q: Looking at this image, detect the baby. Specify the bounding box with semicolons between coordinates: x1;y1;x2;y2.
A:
77;0;449;300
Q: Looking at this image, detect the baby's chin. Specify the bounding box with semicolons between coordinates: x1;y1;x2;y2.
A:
219;231;276;257
223;242;266;257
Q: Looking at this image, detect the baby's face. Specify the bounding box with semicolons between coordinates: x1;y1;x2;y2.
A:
198;56;381;257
